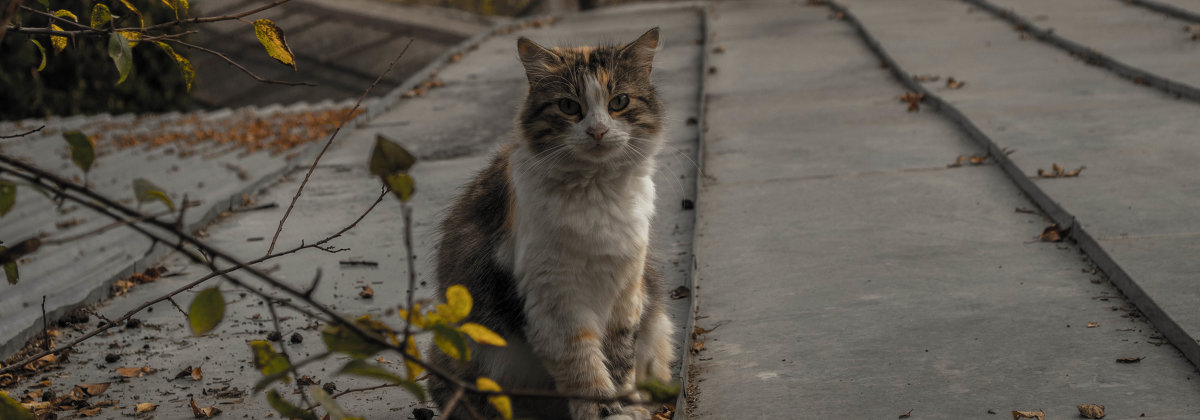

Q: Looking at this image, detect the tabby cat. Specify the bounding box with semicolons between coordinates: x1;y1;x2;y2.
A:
427;28;675;420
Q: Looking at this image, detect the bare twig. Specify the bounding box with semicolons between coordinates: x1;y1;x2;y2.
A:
40;296;49;350
0;124;44;139
440;386;466;419
6;0;291;38
165;39;316;87
40;207;183;247
400;204;418;350
330;383;400;399
267;300;313;409
165;297;189;318
266;39;414;255
0;0;26;44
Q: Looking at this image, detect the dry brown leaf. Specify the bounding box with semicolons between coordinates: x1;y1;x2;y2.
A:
1014;207;1036;214
690;341;705;355
190;398;222;418
900;408;914;418
1063;166;1086;177
912;74;941;82
1087;322;1100;328
116;366;155;378
946;77;966;89
77;382;110;396
1078;403;1105;419
30;379;51;388
78;407;103;417
20;401;51;411
1116;357;1143;363
191;366;203;381
1040;224;1068;242
93;399;118;407
136;402;157;413
359;285;374;299
968;155;987;165
900;92;925;112
1052;163;1064;176
948;155;968;168
1011;410;1045;420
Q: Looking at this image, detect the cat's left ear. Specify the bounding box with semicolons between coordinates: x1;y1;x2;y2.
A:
619;27;660;71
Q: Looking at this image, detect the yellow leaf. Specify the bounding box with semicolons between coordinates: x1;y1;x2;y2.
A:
443;284;472;323
117;30;141;47
396;303;426;329
90;4;112;28
404;337;424;380
30;40;46;72
476;377;512;420
50;24;66;53
253;19;296;70
152;41;194;91
53;9;78;22
460;322;506;347
117;0;144;27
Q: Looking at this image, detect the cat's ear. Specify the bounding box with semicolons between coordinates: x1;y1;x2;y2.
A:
619;27;660;71
517;37;560;78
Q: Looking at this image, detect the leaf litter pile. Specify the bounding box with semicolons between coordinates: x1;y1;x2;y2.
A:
38;106;363;162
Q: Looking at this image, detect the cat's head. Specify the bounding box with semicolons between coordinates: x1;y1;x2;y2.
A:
515;28;664;166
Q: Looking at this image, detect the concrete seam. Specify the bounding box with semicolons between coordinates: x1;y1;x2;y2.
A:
825;0;1200;371
961;0;1200;104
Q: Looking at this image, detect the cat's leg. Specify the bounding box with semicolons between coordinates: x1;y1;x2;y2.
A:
601;281;651;420
523;300;616;420
634;308;675;384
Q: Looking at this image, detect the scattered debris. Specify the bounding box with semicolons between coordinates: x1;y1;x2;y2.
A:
1011;410;1045;420
136;402;157;413
359;285;375;299
912;74;941;82
1077;403;1105;419
946;77;966;89
900;92;925;112
401;75;447;99
1087;322;1100;328
339;260;379;267
1039;224;1069;242
174;366;203;381
652;404;675;420
690;341;705;355
670;286;691;300
1014;207;1036;214
1115;357;1143;364
899;408;914;418
116;366;155;378
290;332;304;344
189;398;222;418
686;117;698;126
713;46;725;54
1036;163;1085;178
681;199;695;210
414;407;437;420
267;331;283;341
947;154;988;168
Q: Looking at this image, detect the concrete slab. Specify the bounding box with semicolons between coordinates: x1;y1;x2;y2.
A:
690;1;1200;419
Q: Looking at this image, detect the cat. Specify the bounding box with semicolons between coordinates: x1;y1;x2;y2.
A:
426;28;675;420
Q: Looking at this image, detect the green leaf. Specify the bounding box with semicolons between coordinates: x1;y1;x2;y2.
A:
636;379;681;403
36;0;49;9
384;172;414;202
476;377;512;420
430;323;470;362
152;41;194;91
369;135;416;177
116;0;144;27
0;179;15;217
266;389;317;420
30;40;46;72
337;359;426;401
62;131;95;174
310;387;356;420
90;4;112;29
50;24;66;53
0;246;18;285
321;324;385;359
132;178;174;210
253;19;296;70
188;287;225;335
0;391;36;420
108;32;133;85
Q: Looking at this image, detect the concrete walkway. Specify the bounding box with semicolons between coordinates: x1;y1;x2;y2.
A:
5;0;1200;418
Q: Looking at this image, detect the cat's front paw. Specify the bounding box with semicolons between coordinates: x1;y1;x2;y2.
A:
601;406;651;420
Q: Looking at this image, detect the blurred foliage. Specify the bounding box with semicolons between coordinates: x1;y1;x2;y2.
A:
0;0;193;120
387;0;533;17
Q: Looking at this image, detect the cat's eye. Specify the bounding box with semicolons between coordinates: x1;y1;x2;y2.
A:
558;98;581;115
608;94;630;112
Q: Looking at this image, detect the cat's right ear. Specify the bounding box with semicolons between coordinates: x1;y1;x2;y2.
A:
517;37;560;79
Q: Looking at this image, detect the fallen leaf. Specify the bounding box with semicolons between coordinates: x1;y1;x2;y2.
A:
189;398;222;418
900;408;914;418
1115;357;1143;363
1078;403;1105;419
1063;166;1086;177
1087;322;1100;328
136;402;157;413
1011;410;1045;420
912;74;941;82
359;285;374;299
77;383;110;396
78;407;102;417
116;366;155;378
900;92;925;112
191;366;203;381
1014;207;1036;214
946;77;966;89
947;155;968;168
1040;224;1068;242
670;286;691;299
968;155;987;165
690;341;705;355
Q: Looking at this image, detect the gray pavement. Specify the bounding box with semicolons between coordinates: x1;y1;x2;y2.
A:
5;0;1200;418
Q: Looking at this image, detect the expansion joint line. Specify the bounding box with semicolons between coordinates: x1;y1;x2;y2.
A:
820;0;1200;371
960;0;1200;104
1120;0;1200;24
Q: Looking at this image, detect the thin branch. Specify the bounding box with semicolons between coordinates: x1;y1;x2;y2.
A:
0;124;44;139
165;39;316;87
266;39;414;255
329;383;400;399
40;207;183;247
19;6;93;31
165;297;189;318
440;386;465;419
7;0;291;38
400;204;418;352
268;300;313;409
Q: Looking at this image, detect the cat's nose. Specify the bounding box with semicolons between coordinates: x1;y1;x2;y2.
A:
586;125;608;142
